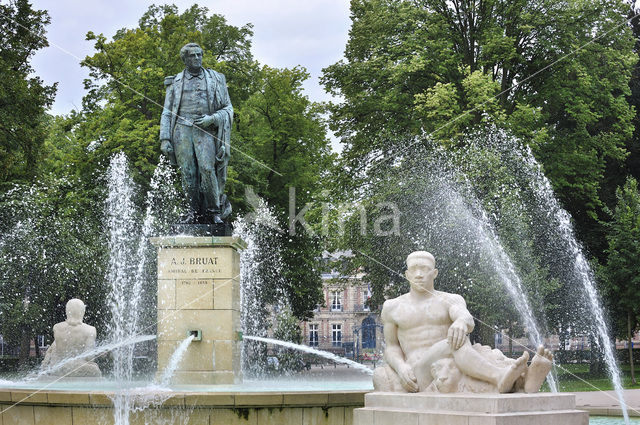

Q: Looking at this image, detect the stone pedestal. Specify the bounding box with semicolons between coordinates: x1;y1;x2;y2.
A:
353;392;589;425
151;236;245;385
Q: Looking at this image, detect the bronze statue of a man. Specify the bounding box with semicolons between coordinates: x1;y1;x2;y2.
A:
159;42;232;224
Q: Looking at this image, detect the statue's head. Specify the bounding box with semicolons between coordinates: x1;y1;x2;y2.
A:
405;251;438;294
65;298;86;325
180;43;203;73
430;358;462;393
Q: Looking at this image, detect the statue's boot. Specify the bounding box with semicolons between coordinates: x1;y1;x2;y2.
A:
204;208;223;224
